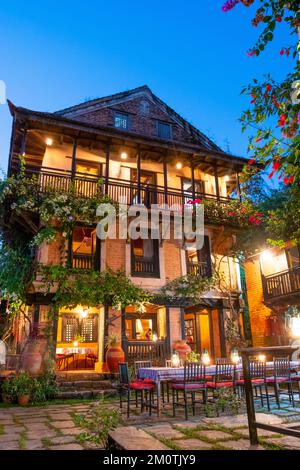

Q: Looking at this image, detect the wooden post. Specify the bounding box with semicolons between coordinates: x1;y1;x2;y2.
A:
137;149;141;204
241;352;259;445
121;307;128;360
236;172;241;201
180;306;185;340
20;127;27;156
105;143;110;195
71;137;78;180
214;165;220;201
191;158;196;200
7;117;16;176
165;306;171;355
163;155;168;205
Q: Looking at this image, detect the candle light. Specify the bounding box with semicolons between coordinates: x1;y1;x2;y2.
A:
171;352;180;367
152;333;158;342
202;348;210;365
258;354;266;362
231;348;240;364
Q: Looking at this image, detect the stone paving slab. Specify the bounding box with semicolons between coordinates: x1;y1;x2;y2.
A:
197;430;232;441
176;439;213;450
109;426;169;450
50;420;76;429
142;423;184;439
268;436;300;449
221;439;265;450
50;443;84;450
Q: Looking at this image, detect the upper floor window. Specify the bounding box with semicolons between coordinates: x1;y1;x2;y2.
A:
186;235;212;277
114;112;129;130
157;121;171;139
71;226;100;271
131;238;160;278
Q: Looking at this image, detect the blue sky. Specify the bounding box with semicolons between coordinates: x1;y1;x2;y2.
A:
0;0;291;174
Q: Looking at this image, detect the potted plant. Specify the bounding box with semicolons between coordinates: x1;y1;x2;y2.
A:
1;377;17;404
186;351;200;363
13;372;33;406
105;333;125;373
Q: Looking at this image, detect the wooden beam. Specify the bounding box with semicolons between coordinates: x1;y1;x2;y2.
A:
163;154;168;205
137;149;141;204
236;172;241;201
105;143;110;195
190;158;196;200
71;137;78;180
214;165;220;201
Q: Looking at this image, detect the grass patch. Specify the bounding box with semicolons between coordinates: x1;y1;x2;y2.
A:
258;437;286;450
146;431;181;450
18;431;27;450
41;437;53;448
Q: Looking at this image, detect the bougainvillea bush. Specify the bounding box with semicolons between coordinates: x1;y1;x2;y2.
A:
222;0;300;183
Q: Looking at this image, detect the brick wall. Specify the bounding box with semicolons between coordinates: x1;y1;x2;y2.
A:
169;307;183;347
244;258;272;347
105;238;126;271
70;96;195;146
164;238;183;282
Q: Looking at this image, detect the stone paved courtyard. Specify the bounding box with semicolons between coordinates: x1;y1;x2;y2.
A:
1;397;300;450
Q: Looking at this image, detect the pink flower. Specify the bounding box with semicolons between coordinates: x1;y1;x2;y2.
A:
228;212;237;217
272;161;280;171
280;48;285;56
268;171;275;179
222;0;239;12
276;16;282;23
248;159;255;165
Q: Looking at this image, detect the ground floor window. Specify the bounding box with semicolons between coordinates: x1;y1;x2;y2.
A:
125;313;158;340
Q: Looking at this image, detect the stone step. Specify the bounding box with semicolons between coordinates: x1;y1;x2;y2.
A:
109;426;169;450
57;380;113;391
55;388;117;400
56;372;110;382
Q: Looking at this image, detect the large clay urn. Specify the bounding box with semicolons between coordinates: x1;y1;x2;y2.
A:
20;339;43;375
172;340;191;363
106;345;125;373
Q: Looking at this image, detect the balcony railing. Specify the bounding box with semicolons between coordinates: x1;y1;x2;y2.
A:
262;266;300;301
131;257;160;278
72;253;95;270
123;340;167;364
14;164;237;206
187;261;209;276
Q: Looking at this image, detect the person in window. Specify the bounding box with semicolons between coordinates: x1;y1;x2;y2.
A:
145;328;152;341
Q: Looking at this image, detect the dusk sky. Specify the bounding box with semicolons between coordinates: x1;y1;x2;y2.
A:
0;1;291;175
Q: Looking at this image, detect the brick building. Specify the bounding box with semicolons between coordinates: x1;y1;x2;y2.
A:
6;85;249;371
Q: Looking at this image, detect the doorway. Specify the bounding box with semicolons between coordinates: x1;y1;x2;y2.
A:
184;308;223;359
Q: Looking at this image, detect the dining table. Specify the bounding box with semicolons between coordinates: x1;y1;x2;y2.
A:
137;361;300;416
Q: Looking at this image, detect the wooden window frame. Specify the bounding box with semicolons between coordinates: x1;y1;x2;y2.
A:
157;121;172;140
131;238;160;278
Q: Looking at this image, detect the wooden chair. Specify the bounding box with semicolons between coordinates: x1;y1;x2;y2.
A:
172;362;207;420
118;362;155;418
206;362;236;393
236;360;270;410
266;357;295;408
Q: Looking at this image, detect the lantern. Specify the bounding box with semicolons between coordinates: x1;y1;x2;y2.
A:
171;352;180;368
202;348;210;365
231;348;240;364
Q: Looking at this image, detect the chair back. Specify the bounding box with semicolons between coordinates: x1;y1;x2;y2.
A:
274;356;291;379
215;362;235;384
216;357;231;365
249;360;266;379
184;362;206;383
165;359;172;368
118;362;130;385
134;360;152;376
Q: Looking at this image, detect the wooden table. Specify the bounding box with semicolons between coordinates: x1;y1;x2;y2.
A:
138;361;300;417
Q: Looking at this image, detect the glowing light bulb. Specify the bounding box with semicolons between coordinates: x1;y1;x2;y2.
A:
176;162;182;170
46;138;53;146
121;152;127;160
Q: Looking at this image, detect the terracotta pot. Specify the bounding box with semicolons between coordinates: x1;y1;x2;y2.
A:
18;394;30;406
106;345;125;373
173;340;191;363
21;340;43;375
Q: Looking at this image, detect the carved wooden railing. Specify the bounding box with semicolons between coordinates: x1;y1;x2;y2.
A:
262;266;300;301
72;253;95;270
187;261;209;276
12;164;237;206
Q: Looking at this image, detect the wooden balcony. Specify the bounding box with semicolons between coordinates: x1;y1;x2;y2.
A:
72;253;95;270
187;261;210;277
16;164;238;207
262;266;300;303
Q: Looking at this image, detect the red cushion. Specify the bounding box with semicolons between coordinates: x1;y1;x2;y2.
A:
206;381;234;388
266;376;288;383
143;378;155;384
291;375;300;381
172;382;206;390
130;381;155;391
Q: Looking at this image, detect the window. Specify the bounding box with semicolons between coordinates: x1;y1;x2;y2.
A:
62;314;98;343
125;313;158;340
114;112;129;130
182;178;205;198
286;245;300;269
186;235;212;277
71;227;99;270
131;238;160;277
157;121;171;139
